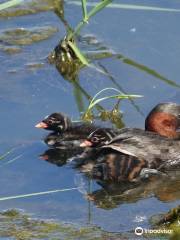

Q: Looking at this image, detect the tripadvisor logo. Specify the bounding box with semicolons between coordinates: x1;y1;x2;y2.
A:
135;227;173;236
135;227;143;236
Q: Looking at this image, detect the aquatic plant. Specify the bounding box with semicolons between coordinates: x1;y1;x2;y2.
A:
85;88;142;113
0;209;129;239
82;88;142;124
53;0;113;66
150;206;180;240
0;149;13;160
0;187;78;201
56;1;180;66
0;0;23;11
68;0;113;40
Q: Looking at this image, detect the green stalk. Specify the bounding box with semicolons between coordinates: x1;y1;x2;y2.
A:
0;0;23;11
67;1;180;12
81;0;88;21
88;94;142;111
85;88;142;113
67;20;84;40
68;40;89;65
87;0;113;19
0;148;16;160
0;187;78;201
67;0;113;40
67;0;113;62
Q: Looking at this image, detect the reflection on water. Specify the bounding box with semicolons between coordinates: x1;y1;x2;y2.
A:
40;147;82;167
36;139;180;236
39;145;180;210
0;0;180;237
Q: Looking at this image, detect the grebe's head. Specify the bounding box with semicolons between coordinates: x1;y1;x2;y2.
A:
35;113;71;132
145;102;180;138
80;128;116;148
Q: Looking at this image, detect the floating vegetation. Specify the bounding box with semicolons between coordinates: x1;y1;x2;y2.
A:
151;206;180;226
48;38;83;81
0;26;58;46
79;34;111;55
1;45;22;54
150;206;180;239
25;62;45;70
48;34;113;81
0;0;63;18
0;209;128;240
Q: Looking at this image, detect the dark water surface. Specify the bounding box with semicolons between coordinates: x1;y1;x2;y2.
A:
0;0;180;239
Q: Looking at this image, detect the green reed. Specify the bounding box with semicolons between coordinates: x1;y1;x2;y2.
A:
68;0;112;40
0;0;23;11
66;0;113;65
83;87;142;120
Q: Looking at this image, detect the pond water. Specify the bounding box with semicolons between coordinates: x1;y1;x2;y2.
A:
0;0;180;239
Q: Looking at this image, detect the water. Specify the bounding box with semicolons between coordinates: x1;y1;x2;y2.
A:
0;0;179;238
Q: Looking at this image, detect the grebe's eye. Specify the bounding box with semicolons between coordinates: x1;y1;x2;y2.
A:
46;117;57;124
91;136;99;143
47;119;54;124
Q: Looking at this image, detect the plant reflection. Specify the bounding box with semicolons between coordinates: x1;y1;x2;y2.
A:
48;2;180;127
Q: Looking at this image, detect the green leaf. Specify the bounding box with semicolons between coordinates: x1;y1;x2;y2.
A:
72;80;85;112
81;0;87;21
68;0;113;39
87;0;113;19
67;1;180;12
121;57;180;88
0;148;15;160
89;87;122;108
88;94;142;111
0;187;78;201
68;41;89;65
87;88;142;112
0;0;23;11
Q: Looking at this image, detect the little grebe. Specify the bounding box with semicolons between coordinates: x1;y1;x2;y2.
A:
145;102;180;138
81;102;180;148
35;113;65;131
35;112;97;134
36;112;119;148
80;103;180;181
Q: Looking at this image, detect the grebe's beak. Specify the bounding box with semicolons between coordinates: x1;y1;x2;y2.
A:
80;140;92;147
39;154;49;160
35;122;48;129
